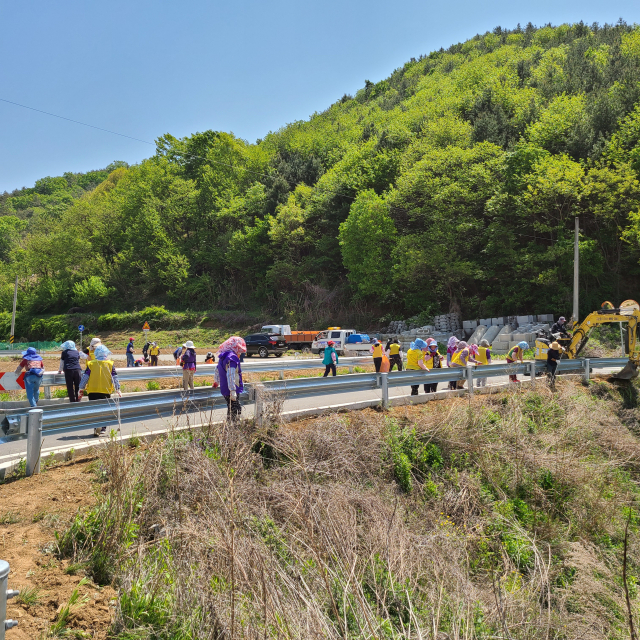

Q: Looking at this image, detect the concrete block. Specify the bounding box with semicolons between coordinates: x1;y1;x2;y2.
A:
492;317;505;326
463;320;478;329
516;315;534;325
479;318;491;326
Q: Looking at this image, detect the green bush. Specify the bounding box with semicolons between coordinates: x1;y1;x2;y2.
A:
97;306;202;331
29;315;74;341
72;276;114;307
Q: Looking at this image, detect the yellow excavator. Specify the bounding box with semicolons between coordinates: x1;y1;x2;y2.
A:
534;300;640;379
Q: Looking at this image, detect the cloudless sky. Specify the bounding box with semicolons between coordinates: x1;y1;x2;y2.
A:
1;0;639;192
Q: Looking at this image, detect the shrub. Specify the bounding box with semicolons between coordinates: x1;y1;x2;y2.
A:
72;276;114;307
29;315;74;341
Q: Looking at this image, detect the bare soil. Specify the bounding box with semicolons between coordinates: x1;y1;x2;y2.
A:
0;458;116;639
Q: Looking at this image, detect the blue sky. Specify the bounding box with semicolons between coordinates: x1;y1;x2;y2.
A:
1;0;639;192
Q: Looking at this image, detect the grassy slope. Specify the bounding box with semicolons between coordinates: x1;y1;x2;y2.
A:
56;375;640;639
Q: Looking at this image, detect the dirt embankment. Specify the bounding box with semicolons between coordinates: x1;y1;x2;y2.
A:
0;458;115;639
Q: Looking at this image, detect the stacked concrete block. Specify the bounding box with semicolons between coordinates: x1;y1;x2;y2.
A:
491;317;507;326
537;314;554;322
433;313;461;333
479;318;491;326
516;315;535;326
468;324;487;345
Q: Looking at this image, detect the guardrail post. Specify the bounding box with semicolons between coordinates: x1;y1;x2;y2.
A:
467;367;474;396
26;409;43;477
348;365;354;373
43;386;51;400
1;559;19;637
380;373;389;409
255;384;265;429
279;370;284;380
528;362;536;387
583;358;590;383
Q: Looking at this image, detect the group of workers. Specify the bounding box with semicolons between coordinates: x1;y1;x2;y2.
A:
13;334;248;430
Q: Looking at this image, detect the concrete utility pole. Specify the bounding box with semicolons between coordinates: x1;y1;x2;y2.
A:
10;275;18;344
573;217;579;324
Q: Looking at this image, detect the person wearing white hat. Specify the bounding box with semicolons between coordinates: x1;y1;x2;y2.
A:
149;341;160;366
180;340;197;390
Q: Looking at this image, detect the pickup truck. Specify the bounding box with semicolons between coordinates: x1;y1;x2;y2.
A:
311;329;374;356
261;325;318;349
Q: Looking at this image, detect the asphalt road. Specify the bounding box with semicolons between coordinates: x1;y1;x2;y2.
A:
0;365;622;465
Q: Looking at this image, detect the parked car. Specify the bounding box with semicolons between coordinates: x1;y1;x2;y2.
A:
244;333;287;358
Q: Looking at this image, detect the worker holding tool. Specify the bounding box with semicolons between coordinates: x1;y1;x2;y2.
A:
406;338;429;396
213;336;247;421
77;344;121;436
385;337;403;371
506;341;528;382
546;341;563;389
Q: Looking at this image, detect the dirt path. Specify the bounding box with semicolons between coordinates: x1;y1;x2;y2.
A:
0;458;115;639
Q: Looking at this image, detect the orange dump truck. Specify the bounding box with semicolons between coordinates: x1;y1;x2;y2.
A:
260;324;319;349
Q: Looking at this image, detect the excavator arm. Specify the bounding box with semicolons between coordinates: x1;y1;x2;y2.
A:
566;309;639;379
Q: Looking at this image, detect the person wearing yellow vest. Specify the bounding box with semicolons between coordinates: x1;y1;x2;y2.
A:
149;342;160;366
88;337;102;361
385;338;403;371
77;345;122;436
475;339;492;387
506;341;528;382
450;341;480;389
370;339;384;373
423;338;443;393
406;338;429;395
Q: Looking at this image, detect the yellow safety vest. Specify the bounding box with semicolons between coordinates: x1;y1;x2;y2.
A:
476;346;489;365
85;359;115;395
406;348;424;370
451;349;467;366
372;344;383;358
424;352;440;369
507;345;521;361
150;346;160;356
388;343;400;356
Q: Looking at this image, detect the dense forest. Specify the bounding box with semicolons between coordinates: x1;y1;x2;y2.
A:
3;21;640;335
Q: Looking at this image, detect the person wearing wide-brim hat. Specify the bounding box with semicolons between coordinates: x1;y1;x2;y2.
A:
547;340;563;389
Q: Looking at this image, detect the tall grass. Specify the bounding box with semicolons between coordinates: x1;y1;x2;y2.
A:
58;379;640;639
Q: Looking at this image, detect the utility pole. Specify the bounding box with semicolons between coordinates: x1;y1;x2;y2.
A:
573;217;579;325
10;275;18;345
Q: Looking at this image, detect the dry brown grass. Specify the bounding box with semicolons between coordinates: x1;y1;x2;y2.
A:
59;378;640;639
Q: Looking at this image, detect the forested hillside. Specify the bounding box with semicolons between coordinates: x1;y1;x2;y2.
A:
3;21;640;333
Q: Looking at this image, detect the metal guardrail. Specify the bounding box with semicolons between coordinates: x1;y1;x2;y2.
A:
0;358;629;444
0;559;19;637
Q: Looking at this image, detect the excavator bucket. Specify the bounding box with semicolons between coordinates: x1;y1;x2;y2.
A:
611;361;639;380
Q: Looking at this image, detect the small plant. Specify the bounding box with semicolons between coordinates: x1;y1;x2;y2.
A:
16;585;43;606
32;510;47;523
41;452;58;471
46;578;90;637
0;511;20;524
128;433;141;448
64;562;88;576
146;380;161;391
53;388;69;399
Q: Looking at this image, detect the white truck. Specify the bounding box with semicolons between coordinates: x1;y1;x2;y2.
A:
311;329;375;356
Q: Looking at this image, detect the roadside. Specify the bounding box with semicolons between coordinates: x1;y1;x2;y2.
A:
0;456;116;639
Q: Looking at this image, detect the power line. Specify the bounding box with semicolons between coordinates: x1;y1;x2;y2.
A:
0;97;359;201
